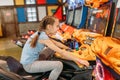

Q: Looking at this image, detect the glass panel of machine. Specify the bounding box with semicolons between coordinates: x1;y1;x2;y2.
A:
66;10;74;25
72;8;82;28
113;8;120;39
87;2;112;35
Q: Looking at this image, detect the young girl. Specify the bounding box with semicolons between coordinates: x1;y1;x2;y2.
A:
20;16;89;80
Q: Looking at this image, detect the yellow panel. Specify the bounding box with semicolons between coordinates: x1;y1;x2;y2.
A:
0;24;3;36
15;0;24;5
47;6;58;16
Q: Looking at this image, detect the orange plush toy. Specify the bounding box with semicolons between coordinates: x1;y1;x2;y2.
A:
85;0;109;8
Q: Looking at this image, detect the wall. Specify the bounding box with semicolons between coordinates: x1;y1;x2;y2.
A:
19;22;39;35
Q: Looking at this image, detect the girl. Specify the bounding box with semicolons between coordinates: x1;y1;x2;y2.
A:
20;16;89;80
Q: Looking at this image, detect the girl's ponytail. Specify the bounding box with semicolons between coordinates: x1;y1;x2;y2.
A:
30;32;40;48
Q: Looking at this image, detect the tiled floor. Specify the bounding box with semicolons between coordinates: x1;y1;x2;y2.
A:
0;37;22;61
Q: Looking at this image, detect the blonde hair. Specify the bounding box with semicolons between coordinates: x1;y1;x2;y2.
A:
30;16;57;48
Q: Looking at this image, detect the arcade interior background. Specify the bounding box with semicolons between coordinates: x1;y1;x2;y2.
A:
0;0;120;80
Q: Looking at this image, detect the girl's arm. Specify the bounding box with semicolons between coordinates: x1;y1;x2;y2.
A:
50;38;70;49
39;39;89;67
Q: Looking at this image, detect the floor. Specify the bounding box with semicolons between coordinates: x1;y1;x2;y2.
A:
0;37;22;61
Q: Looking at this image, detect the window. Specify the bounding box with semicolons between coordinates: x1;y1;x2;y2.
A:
38;6;47;21
26;7;37;22
25;0;36;4
16;0;64;23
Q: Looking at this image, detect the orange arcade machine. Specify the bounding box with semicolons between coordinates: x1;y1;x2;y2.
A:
54;0;120;80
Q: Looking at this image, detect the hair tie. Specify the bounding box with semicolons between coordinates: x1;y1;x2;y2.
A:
38;32;40;35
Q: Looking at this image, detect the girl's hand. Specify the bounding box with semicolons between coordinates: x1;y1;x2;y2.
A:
78;59;90;67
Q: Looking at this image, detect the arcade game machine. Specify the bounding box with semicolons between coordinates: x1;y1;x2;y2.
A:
50;0;97;80
55;0;102;62
51;0;100;79
56;0;120;80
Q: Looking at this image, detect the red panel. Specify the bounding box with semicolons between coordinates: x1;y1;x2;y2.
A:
37;0;46;4
54;6;62;20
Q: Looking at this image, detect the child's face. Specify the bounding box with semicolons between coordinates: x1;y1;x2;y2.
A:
49;19;60;35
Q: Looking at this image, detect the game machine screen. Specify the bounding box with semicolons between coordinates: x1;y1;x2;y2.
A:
65;0;87;27
87;1;114;36
72;6;88;29
65;0;75;26
65;10;74;25
112;1;120;40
